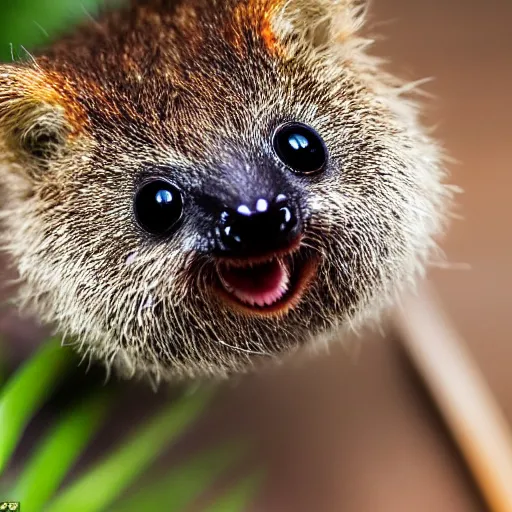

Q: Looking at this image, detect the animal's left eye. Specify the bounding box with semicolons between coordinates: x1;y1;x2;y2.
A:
273;122;328;175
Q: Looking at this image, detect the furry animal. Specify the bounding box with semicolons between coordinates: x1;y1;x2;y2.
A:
0;0;450;381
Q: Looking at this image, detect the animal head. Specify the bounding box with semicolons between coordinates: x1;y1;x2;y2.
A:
0;0;449;381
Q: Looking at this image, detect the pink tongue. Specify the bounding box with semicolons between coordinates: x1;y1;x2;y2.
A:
218;259;289;307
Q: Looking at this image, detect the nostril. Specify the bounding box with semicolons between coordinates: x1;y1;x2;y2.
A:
220;219;244;250
278;205;297;235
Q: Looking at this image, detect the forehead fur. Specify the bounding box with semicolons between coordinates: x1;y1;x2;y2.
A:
3;0;366;142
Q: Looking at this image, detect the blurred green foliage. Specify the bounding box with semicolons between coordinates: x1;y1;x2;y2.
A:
0;2;261;509
0;0;110;62
0;340;258;511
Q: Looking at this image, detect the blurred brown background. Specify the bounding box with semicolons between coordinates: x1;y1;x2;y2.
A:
2;0;511;510
218;0;512;509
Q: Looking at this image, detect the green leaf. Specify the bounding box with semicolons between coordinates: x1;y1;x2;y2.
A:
0;338;75;475
0;0;104;61
11;391;112;510
113;442;246;512
0;337;6;387
206;473;262;512
46;388;213;512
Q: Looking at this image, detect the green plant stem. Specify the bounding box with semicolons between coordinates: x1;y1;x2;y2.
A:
113;442;246;512
46;388;213;512
0;338;74;475
0;337;6;387
11;391;112;511
206;473;262;512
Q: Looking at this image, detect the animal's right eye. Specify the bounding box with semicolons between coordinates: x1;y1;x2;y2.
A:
134;179;183;235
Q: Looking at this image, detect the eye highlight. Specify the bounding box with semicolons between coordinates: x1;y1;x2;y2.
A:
273;122;328;175
134;179;183;235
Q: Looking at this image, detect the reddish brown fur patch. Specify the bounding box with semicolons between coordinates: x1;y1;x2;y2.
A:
42;71;90;136
260;8;281;55
232;0;286;56
0;66;89;138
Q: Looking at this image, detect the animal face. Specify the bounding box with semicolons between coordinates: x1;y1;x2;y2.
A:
0;0;449;380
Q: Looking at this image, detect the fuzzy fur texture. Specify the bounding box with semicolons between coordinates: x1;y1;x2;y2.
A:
0;0;451;381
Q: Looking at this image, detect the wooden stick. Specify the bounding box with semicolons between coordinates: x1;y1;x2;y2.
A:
393;283;512;512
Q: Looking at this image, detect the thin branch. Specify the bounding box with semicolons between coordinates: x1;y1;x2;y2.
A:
393;283;512;512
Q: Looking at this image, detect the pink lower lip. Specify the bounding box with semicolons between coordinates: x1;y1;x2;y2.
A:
216;258;290;308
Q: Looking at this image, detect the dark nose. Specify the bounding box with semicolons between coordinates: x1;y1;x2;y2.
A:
217;194;301;256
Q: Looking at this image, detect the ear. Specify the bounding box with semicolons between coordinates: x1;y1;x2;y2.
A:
268;0;369;51
0;64;72;168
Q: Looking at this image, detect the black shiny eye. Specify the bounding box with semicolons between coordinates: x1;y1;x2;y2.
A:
273;122;328;175
134;179;183;235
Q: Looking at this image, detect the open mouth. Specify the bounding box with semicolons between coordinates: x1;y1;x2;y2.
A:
214;248;318;316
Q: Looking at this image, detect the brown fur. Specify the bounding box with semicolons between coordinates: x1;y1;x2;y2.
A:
0;0;452;382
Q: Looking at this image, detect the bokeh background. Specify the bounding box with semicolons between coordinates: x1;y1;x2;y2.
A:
0;0;511;510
